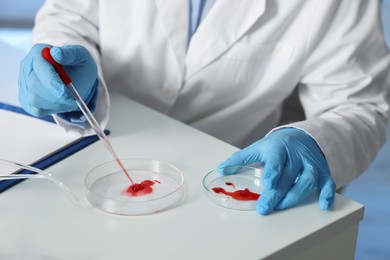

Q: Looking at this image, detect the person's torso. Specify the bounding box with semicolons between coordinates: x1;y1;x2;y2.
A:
98;0;313;146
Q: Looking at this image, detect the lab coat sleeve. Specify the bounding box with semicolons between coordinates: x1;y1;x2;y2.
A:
32;0;110;136
286;0;390;188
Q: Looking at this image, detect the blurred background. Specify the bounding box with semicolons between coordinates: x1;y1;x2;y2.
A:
0;1;389;259
0;0;44;28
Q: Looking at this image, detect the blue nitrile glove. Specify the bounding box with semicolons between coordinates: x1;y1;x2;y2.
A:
217;128;336;215
18;44;98;117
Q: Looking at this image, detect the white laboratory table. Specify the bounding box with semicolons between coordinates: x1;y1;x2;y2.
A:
0;40;363;260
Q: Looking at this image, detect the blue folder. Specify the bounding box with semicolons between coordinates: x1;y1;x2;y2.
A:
0;102;109;193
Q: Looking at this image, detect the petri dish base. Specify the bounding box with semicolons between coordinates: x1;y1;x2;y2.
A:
85;158;184;215
203;165;264;211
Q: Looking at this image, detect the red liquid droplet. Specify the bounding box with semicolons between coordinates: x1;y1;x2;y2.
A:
225;182;235;189
122;180;160;197
212;187;260;201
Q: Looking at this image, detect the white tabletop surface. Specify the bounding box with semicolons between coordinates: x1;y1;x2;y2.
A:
0;40;364;260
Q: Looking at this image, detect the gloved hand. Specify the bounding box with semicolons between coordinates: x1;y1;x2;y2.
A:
18;44;98;117
217;128;336;215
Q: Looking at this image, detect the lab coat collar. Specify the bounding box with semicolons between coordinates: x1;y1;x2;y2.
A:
154;0;189;77
186;0;267;79
154;0;267;80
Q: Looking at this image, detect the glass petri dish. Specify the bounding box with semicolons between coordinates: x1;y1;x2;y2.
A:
85;158;184;215
203;165;264;211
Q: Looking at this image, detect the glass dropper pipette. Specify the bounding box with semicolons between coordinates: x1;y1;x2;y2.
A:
41;47;134;184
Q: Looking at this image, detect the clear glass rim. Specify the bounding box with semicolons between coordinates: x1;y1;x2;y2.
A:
202;165;262;192
85;158;184;204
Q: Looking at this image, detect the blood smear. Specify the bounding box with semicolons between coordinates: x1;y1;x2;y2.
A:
225;182;235;189
122;180;160;197
212;185;260;201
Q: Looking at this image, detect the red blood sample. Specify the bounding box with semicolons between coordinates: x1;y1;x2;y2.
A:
212;187;260;201
225;182;235;189
122;180;160;197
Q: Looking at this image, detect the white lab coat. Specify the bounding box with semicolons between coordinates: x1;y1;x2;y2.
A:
33;0;390;188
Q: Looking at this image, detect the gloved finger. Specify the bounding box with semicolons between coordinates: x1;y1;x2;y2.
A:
318;174;336;210
19;69;76;116
19;53;33;81
216;165;250;176
51;45;90;66
256;189;285;215
32;51;67;98
18;67;47;117
274;167;318;210
29;106;56;118
18;84;53;117
217;150;246;169
26;70;75;108
216;147;263;175
29;91;76;112
256;166;297;215
261;142;287;189
18;61;30;95
18;76;36;116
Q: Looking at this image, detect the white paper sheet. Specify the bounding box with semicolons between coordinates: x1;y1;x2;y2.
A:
0;109;81;176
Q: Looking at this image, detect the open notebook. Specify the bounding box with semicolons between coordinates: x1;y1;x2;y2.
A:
0;103;106;192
